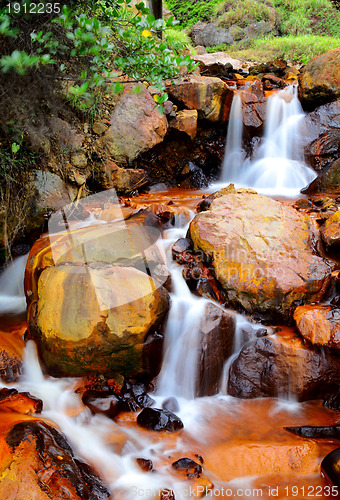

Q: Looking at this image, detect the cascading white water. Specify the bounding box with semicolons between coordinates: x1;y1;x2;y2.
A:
219;85;317;195
0;253;28;314
220;93;245;182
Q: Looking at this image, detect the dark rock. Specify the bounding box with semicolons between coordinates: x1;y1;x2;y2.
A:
285;425;340;439
162;397;180;413
172;458;202;478
324;393;340;411
321;448;340;487
179;162;208;189
6;421;111;499
136;458;153;471
302;100;340;173
197;197;212;212
0;388;43;414
196;303;235;397
82;390;120;418
137;408;183;432
301;158;340;194
227;330;340;401
172;238;193;263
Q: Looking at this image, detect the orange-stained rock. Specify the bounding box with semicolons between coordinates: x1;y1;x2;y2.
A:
95;162;146;194
189;186;333;319
0;388;42;415
25;210;169;378
321;210;340;247
102;86;168;162
299;48;340;108
0;324;26;382
29;265;169;377
0;421;111;499
169;109;198;139
238;82;266;130
294;304;340;353
227;329;340;401
166;76;234;123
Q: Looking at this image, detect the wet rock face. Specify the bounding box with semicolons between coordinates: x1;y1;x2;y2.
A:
227;330;340;401
0;388;43;414
238;82;267;132
302;100;340;173
137;408;184;432
294;305;340;353
302;158;340;194
2;421;111;499
321;210;340;247
189;187;333;320
299;48;340;110
321;448;340;488
166;76;234;123
196;303;235;397
0;324;26;382
172;458;202;478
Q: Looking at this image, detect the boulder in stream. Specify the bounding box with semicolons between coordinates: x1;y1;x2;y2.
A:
227;329;340;401
294;304;340;353
189;187;333;320
137;407;184;432
321;210;340;247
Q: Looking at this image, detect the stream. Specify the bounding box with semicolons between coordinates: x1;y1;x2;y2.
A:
0;84;339;499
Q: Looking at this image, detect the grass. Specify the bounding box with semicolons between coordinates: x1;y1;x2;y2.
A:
208;35;340;64
164;0;224;28
163;28;194;52
215;0;274;29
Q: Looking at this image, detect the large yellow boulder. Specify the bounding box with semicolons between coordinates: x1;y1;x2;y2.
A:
189;187;333;319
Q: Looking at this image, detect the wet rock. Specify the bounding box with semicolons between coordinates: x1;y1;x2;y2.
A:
95;161;146;194
285;425;340;439
189;187;333;320
166;76;234;123
0;324;26;382
321;448;340;487
103;86;168;162
302;100;340;172
294;304;340;353
0;388;43;414
28;265;169;378
302;158;340;194
196;303;235;397
193;52;244;76
321;211;340;247
25;209;170;379
2;421;110;499
239;83;266;131
136;458;153;472
179;162;208;189
137;408;183;432
261;74;286;89
162;397;180;413
324;393;340;411
169;110;198;139
299;48;340;109
227;329;340;401
172;238;193;263
82;389;121;418
172;458;202;478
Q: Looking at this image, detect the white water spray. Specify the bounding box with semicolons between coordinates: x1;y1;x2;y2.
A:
220;85;316;195
0;253;28;314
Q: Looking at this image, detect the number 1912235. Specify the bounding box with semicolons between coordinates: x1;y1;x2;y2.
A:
7;3;61;14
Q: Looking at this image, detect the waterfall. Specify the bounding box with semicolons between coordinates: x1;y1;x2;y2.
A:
220;93;245;182
220;85;317;195
0;253;28;314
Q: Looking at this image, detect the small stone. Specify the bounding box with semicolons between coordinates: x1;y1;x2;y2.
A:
136;458;153;472
70;150;87;169
160;489;175;500
137;408;183;432
172;458;202;478
92;121;107;135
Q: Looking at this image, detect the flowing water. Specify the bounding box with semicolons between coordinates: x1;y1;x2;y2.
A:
219;84;317;196
0;88;338;497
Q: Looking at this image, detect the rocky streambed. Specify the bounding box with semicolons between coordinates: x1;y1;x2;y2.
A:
0;185;339;498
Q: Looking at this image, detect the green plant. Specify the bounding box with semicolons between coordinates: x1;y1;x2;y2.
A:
216;0;273;29
165;0;224;28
